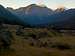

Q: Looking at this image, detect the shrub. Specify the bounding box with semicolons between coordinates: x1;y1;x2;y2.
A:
16;26;24;36
29;42;34;46
28;33;37;39
0;31;13;49
51;43;71;50
38;32;48;38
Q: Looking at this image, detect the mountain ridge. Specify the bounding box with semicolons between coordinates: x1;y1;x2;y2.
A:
1;4;75;29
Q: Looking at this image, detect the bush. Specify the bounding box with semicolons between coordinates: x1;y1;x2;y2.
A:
0;31;13;49
16;26;24;36
29;42;34;46
51;43;71;50
28;33;37;39
38;32;48;38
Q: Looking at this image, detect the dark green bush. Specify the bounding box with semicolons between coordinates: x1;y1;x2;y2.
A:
16;26;24;36
0;31;13;49
51;43;71;50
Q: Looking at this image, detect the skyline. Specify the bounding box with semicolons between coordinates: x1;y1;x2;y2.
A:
0;0;75;9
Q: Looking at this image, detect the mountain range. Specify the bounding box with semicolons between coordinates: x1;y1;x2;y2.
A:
0;5;25;26
0;4;75;29
7;4;66;25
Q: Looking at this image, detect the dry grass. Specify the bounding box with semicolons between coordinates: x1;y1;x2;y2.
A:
0;35;75;56
0;25;75;56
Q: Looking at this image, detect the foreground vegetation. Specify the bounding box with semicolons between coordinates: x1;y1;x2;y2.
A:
0;24;75;56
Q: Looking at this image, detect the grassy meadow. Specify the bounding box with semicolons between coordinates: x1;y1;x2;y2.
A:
0;24;75;56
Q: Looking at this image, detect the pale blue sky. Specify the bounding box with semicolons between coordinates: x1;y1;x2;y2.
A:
0;0;75;9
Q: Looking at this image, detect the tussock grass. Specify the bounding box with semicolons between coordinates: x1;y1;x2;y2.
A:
0;25;75;56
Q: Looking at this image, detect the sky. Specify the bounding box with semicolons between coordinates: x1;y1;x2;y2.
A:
0;0;75;9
